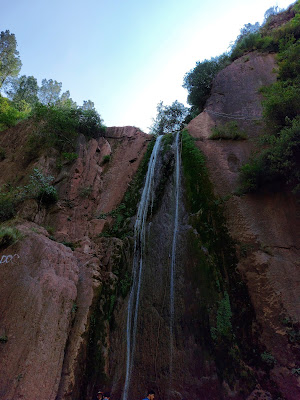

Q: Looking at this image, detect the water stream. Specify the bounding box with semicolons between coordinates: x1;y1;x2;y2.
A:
169;131;181;385
122;135;163;400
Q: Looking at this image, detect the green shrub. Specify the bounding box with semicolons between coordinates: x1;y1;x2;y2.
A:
0;335;8;343
0;190;16;222
0;227;21;249
102;154;111;164
31;103;106;153
230;32;262;60
25;168;58;205
210;121;247;140
262;81;300;131
211;291;233;341
239;118;300;193
0;96;28;131
261;351;276;367
183;54;230;111
0;168;57;222
32;103;79;152
62;152;78;162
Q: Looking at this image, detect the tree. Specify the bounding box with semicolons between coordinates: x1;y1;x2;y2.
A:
0;30;22;88
6;75;39;110
150;100;189;135
264;6;282;23
82;100;95;110
57;90;77;109
38;78;62;105
183;54;229;111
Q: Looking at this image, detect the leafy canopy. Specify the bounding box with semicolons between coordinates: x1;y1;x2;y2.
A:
150;100;189;135
5;75;39;110
182;54;230;112
0;30;22;88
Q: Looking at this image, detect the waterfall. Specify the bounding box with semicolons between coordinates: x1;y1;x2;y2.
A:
122;135;163;400
169;131;181;386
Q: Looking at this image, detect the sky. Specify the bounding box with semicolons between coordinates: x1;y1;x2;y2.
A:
1;0;295;132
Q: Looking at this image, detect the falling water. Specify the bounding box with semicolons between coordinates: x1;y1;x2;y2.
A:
169;131;181;385
122;135;163;400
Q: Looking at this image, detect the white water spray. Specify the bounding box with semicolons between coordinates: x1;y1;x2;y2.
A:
170;131;181;383
122;135;163;400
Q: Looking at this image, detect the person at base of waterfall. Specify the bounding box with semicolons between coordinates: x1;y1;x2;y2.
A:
142;389;155;400
96;391;103;400
103;391;111;400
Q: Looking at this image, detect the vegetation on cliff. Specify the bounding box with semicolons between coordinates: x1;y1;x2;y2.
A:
239;4;300;193
182;2;300;194
0;29;106;156
181;129;261;392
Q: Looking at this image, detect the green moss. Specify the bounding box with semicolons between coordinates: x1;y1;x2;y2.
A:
161;132;174;153
181;129;258;390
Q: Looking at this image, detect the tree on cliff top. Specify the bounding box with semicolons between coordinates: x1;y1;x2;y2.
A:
6;75;39;110
150;100;189;135
38;78;62;105
183;54;230;112
0;30;22;88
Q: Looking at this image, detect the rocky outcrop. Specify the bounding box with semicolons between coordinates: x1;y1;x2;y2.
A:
0;125;150;399
187;51;300;400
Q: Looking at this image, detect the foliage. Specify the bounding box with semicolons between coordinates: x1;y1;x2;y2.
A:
183;54;230;111
5;75;39;110
211;291;233;341
261;351;276;367
0;30;22;88
102;154;111;164
82;99;95;110
261;80;300;132
181;129;256;387
0;226;21;249
161;132;174;153
238;20;300;194
62;152;78;162
56;90;77;109
78;108;106;138
0;168;57;221
239;118;300;193
24;168;58;205
210;121;247;140
31;102;105;154
150;100;189;135
38;78;62;105
263;6;283;23
0;96;28;131
0;335;8;343
230;3;300;60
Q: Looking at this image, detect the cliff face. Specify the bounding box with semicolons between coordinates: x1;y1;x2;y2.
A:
0;125;149;399
0;51;299;400
187;51;300;399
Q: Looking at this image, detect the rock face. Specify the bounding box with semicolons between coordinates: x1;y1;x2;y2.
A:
187;51;300;400
0;126;149;399
0;51;299;400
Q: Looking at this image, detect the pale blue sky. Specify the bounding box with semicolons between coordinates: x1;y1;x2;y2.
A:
1;0;294;132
